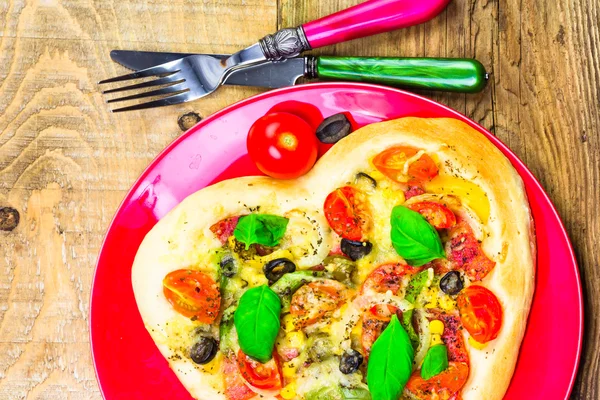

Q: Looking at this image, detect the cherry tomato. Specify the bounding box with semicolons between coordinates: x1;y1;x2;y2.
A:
447;220;496;280
361;305;400;357
237;349;283;391
405;361;469;399
457;285;503;343
360;262;414;295
373;146;438;184
323;186;370;241
223;355;255;400
290;279;347;328
162;269;221;323
247;112;318;179
407;201;457;229
210;216;240;244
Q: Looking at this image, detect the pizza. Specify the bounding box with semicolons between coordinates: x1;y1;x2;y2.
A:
131;117;535;400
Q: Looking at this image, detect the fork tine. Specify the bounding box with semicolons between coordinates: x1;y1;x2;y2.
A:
111;92;193;113
102;75;184;94
106;83;188;104
98;59;183;84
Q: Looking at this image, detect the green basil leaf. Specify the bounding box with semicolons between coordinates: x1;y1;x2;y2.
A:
390;206;445;266
367;314;414;400
421;344;449;380
233;214;289;250
234;285;281;362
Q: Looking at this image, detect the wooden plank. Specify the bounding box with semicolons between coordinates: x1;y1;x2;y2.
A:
0;0;277;398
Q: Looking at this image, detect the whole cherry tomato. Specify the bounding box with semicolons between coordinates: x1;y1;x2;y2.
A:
247;112;318;179
457;285;503;343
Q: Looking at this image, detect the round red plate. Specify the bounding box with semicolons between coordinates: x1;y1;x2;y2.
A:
90;83;582;400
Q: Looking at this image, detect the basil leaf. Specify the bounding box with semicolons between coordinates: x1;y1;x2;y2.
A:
234;214;289;250
367;314;414;400
421;344;449;380
270;271;324;312
234;285;281;362
390;206;445;266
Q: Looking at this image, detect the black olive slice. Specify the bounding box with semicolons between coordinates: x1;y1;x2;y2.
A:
355;172;377;189
439;271;464;295
190;336;218;365
339;348;363;374
340;239;373;261
316;113;352;144
219;254;236;278
264;258;296;283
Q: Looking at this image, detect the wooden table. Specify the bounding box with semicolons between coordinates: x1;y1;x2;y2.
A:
0;0;597;398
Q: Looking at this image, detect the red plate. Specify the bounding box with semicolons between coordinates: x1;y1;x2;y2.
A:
90;83;582;399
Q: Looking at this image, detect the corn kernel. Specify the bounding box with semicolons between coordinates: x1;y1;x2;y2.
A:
282;314;296;332
429;320;445;335
468;336;487;350
287;331;305;349
282;362;297;379
430;334;442;346
281;383;297;399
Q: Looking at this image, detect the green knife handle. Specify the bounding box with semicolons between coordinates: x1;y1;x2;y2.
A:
312;56;488;93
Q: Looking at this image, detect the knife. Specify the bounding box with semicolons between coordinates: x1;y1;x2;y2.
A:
111;50;488;93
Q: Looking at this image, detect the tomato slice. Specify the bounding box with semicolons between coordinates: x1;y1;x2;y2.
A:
405;361;469;399
360;263;415;357
457;285;503;343
290;279;347;328
237;350;283;391
361;305;400;357
162;269;221;323
360;262;414;295
446;220;496;280
323;186;370;241
247;112;318;180
223;355;255;400
373;146;438;184
210;216;240;244
407;201;457;229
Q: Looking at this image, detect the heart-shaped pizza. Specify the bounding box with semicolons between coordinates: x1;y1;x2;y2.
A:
132;117;535;400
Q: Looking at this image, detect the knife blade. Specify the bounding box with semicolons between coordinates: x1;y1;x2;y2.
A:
110;50;306;89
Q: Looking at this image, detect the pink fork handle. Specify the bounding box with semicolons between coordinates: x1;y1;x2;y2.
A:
303;0;452;49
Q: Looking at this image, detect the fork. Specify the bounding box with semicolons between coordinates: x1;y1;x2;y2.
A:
99;0;451;112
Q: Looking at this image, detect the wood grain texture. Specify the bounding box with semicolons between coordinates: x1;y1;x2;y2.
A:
0;0;598;399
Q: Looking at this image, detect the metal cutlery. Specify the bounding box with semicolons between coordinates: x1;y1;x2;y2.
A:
109;50;488;93
99;0;452;112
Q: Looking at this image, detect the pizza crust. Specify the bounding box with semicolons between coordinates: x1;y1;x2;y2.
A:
132;117;535;400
